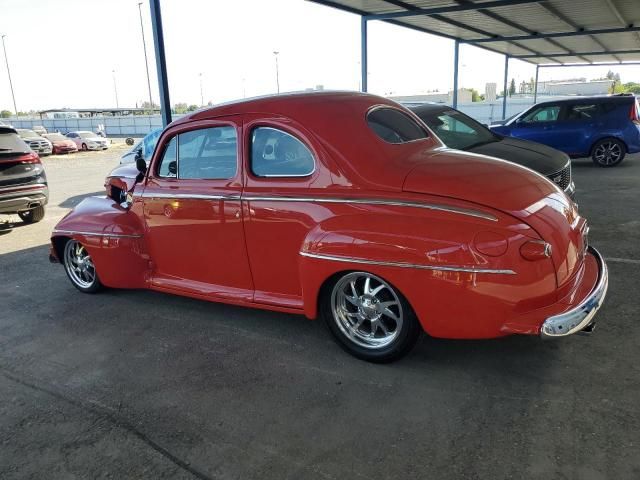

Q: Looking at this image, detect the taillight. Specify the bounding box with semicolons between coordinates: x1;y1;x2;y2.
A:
630;102;640;126
18;152;41;164
520;240;552;261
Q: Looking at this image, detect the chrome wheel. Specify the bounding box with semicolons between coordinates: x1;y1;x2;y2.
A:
593;141;622;166
331;272;403;350
64;240;97;289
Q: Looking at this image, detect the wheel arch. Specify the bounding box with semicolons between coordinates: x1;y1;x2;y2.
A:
590;135;628;156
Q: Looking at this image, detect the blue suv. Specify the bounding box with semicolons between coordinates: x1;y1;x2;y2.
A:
491;95;640;167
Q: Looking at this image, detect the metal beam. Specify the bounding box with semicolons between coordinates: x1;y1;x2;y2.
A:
379;0;548;60
463;25;640;44
533;64;539;103
503;56;509;120
603;0;640;48
365;0;541;21
361;16;367;93
539;61;640;67
453;40;459;109
515;49;640;59
149;0;171;127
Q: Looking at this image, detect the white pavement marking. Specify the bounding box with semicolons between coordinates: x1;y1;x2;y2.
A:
605;257;640;265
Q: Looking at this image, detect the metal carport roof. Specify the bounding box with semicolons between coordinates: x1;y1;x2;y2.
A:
308;0;640;64
307;0;640;118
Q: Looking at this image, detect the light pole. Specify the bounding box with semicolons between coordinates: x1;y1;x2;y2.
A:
112;69;119;108
199;72;204;106
273;51;280;94
1;34;18;117
137;2;154;111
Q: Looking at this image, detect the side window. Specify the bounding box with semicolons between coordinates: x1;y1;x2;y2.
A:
367;107;429;144
157;136;177;177
251;127;315;177
179;126;237;180
521;105;560;123
156;127;238;179
565;104;601;121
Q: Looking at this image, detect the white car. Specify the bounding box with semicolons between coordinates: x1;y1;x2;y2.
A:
66;131;109;151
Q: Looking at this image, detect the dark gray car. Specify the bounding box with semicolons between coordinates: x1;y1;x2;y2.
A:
0;126;48;223
409;104;575;198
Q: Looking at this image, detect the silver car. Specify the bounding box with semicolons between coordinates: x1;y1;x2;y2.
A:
66;131;109;151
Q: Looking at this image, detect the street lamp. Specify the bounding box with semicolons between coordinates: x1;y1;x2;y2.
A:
137;2;154;111
199;72;204;106
1;34;18;117
112;69;119;108
273;51;280;94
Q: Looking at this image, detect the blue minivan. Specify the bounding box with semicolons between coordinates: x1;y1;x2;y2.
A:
491;95;640;167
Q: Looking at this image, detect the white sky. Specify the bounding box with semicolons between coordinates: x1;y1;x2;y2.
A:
1;0;639;112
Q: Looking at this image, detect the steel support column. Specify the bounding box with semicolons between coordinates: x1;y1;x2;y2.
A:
452;40;459;108
361;16;368;92
502;55;509;120
149;0;171;127
533;64;539;103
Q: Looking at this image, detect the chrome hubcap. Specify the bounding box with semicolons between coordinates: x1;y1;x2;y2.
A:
64;240;96;288
594;142;622;165
331;272;403;350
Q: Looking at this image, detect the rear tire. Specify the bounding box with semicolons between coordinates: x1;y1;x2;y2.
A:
591;138;625;167
18;206;45;223
320;271;421;363
63;239;103;293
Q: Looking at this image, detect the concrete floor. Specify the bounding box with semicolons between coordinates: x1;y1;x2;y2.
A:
1;146;639;479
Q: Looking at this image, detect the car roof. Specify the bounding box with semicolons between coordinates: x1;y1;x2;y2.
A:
534;95;634;108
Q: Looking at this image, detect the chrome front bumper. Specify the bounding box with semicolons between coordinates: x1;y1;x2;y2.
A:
540;246;608;338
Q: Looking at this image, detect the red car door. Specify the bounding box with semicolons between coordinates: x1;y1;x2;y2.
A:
141;118;254;302
241;115;336;309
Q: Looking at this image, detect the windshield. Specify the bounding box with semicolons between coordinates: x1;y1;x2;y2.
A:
0;132;30;153
78;131;95;138
17;129;39;138
415;109;496;150
44;133;66;141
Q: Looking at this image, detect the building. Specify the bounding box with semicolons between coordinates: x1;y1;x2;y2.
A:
389;88;472;104
537;79;614;96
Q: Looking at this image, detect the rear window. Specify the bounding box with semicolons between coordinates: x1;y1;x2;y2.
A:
0;131;29;153
367;107;429;144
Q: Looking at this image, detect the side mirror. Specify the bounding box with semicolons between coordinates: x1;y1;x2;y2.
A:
135;150;147;176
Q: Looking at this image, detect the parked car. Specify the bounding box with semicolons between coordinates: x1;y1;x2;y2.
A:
66;131;109;151
0;126;48;223
16;129;52;156
120;128;162;164
32;125;47;135
49;92;607;362
43;133;78;154
409;104;575;198
490;95;640;167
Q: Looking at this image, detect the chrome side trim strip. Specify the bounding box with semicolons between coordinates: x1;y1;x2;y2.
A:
242;195;497;221
132;192;495;221
299;251;516;275
52;229;143;239
135;192;241;201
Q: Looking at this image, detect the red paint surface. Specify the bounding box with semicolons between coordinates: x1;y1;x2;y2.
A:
51;92;600;338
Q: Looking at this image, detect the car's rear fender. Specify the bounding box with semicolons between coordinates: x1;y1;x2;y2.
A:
297;208;558;338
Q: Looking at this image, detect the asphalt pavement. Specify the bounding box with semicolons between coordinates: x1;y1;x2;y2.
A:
1;145;639;479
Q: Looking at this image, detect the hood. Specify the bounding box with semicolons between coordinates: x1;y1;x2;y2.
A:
468;137;568;176
53;139;76;146
403;149;584;287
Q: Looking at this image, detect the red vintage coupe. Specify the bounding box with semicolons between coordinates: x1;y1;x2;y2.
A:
49;92;608;362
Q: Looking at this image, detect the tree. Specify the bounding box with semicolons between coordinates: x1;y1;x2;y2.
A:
0;110;12;118
469;88;481;102
509;78;516;97
172;103;189;114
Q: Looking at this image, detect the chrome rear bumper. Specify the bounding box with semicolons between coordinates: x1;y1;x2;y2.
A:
540;246;608;338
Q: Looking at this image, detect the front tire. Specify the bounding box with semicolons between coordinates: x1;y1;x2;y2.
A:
18;206;45;223
591;138;625;167
63;240;102;293
320;271;421;363
81;143;88;151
